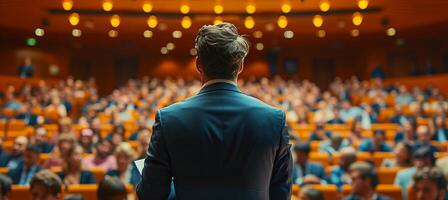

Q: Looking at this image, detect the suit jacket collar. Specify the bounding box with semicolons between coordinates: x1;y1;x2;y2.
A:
198;82;241;94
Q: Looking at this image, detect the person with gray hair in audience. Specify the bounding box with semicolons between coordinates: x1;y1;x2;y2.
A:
328;147;357;190
297;186;324;200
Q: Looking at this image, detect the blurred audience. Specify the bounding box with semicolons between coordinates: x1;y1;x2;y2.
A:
292;142;326;184
57;145;96;185
8;144;41;185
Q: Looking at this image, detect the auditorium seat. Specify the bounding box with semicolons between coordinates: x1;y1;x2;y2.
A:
73;124;89;137
309;152;329;167
0;167;8;175
310;141;320;152
39;153;50;165
10;185;32;199
90;167;107;182
2;109;16;118
6;130;29;141
377;168;401;184
128;141;139;152
342;184;402;199
65;184;98;200
435;152;448;159
3;140;13;152
99;124;113;138
7;119;26;131
324;124;349;132
371;123;400;132
373;152;395;167
42;124;59;139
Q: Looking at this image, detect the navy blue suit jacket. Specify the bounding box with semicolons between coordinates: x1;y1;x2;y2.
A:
137;82;292;200
8;162;41;184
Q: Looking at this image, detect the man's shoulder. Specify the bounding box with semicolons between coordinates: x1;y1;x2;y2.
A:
397;167;416;177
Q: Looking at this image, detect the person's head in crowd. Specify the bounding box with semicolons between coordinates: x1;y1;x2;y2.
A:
339;147;357;171
372;130;386;146
110;132;124;148
195;22;249;82
58;117;72;133
333;107;341;120
96;139;113;160
12;136;28;156
433;115;446;129
24;144;41;168
330;133;344;150
56;133;77;156
137;130;151;158
394;142;414;167
294;142;311;166
63;145;84;174
97;176;127;200
0;174;12;200
341;100;351;110
412;167;446;200
79;129;94;153
417;125;432;144
414;146;435;169
395;104;404;115
298;186;324;200
402;120;416;138
114;142;135;174
30;170;62;200
348;161;380;198
34;128;48;145
300;175;321;186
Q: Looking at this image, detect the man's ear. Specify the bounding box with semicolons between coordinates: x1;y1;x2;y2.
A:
196;57;203;74
237;60;244;75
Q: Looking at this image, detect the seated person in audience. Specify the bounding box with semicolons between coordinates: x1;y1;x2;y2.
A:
0;174;12;200
136;130;150;159
411;167;446;200
300;175;323;186
79;129;95;154
326;107;345;124
82;139;116;171
395;146;435;200
15;103;40;126
318;133;350;155
8;144;41;185
129;128;150;141
343;161;391;200
339;100;364;122
394;120;417;144
97;176;127;200
348;119;364;144
431;115;448;142
30;170;63;200
329;147;357;190
381;142;414;168
390;104;413;125
297;186;324;200
0;136;28;170
308;123;332;141
363;105;378;124
395;85;414;105
43;133;77;169
57;145;96;185
3;93;22;111
32;127;54;154
109;132;124;149
359;130;392;153
292;142;326;184
45;97;68;119
106;142;140;186
414;125;439;153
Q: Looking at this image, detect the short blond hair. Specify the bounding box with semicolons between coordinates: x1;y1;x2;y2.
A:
115;142;135;158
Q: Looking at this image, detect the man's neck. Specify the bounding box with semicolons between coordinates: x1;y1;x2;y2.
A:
202;79;237;88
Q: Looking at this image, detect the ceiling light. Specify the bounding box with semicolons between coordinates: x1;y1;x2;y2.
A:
319;0;330;12
281;3;292;14
166;42;175;50
214;4;224;14
255;43;264;50
102;0;113;11
253;31;263;38
352;12;363;26
214;17;223;25
246;3;256;14
313;15;323;28
172;30;182;38
143;30;153;38
35;28;44;37
190;48;197;56
147;16;158;28
142;2;153;13
108;30;118;38
69;13;80;26
387;27;396;36
244;16;255;29
180;4;190;14
161;47;168;54
350;29;360;37
181;16;192;29
277;15;288;29
72;28;82;37
317;30;326;38
358;0;369;10
110;14;120;28
62;0;73;11
284;30;294;39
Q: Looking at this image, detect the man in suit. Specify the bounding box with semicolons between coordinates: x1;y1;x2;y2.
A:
137;22;292;200
292;142;326;184
343;161;391;200
8;144;41;185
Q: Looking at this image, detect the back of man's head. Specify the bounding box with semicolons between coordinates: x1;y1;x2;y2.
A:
195;23;249;80
30;170;62;200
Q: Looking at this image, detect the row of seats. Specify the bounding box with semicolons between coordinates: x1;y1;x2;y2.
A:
9;184;135;200
292;184;415;200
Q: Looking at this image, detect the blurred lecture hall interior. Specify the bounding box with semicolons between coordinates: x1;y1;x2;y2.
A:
1;0;448;199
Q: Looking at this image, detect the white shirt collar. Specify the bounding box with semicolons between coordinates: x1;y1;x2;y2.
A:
201;79;237;89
